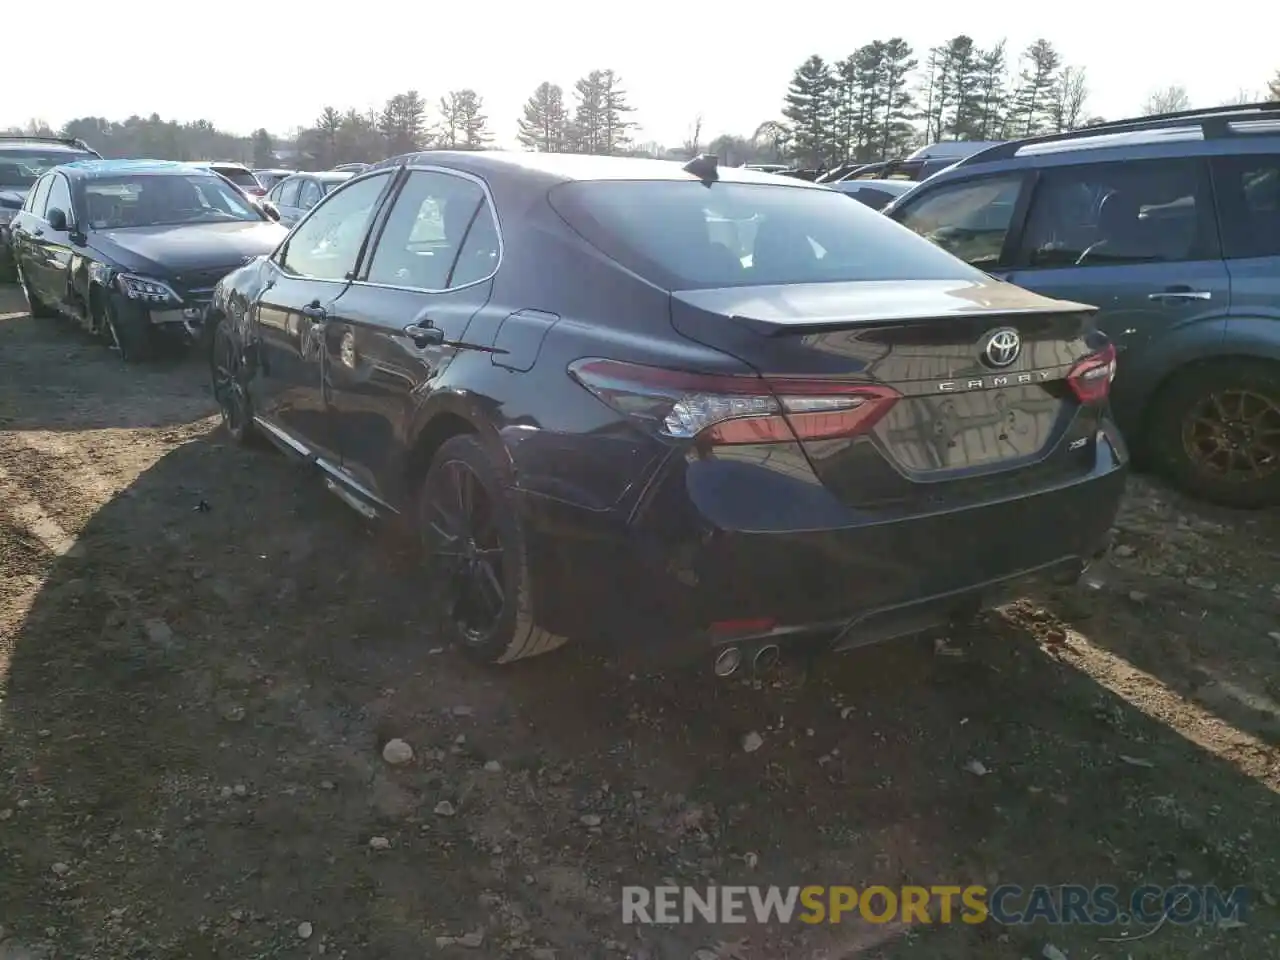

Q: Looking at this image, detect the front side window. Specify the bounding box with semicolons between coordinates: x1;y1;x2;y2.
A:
1212;154;1280;260
278;172;390;281
893;174;1023;267
27;175;53;217
45;175;72;223
1018;159;1212;268
365;170;495;290
550;179;982;290
79;173;263;229
0;149;95;189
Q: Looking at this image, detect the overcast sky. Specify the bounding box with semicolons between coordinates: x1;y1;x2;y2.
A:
7;1;1275;148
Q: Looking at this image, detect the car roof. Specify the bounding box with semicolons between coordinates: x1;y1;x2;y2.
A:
289;171;353;183
189;160;251;170
0;139;94;153
56;158;222;180
831;178;913;192
919;101;1280;189
369;150;829;189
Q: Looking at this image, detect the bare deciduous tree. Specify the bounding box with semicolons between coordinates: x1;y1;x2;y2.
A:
1052;66;1089;131
683;114;703;157
1142;84;1191;116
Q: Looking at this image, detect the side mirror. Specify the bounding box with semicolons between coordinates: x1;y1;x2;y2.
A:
262;202;280;222
46;207;68;232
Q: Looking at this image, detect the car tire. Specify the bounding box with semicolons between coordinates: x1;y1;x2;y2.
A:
208;315;258;446
1147;359;1280;509
103;294;155;363
21;276;57;319
416;434;567;664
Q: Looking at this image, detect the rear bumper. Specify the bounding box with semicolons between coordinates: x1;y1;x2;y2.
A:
519;428;1128;662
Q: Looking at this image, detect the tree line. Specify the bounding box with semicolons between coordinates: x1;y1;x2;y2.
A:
777;37;1099;168
6;64;1279;172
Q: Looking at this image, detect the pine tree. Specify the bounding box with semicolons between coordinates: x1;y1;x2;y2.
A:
939;36;983;140
832;54;862;161
851;42;886;161
782;55;835;167
315;107;342;167
877;38;918;158
517;82;568;151
378;91;427;155
437;92;464;148
1008;39;1061;137
446;89;490;149
572;71;606;154
919;45;954;144
250;128;274;168
599;70;635;154
975;42;1009;140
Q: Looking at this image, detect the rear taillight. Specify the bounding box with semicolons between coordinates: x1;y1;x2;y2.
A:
568;358;900;445
1066;342;1117;404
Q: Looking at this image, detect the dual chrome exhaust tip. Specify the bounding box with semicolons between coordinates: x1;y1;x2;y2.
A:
713;642;781;678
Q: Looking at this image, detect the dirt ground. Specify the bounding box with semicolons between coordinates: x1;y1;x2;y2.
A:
1;282;1278;960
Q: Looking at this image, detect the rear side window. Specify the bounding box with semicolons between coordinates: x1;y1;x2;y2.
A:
894;174;1023;266
220;168;260;188
1018;159;1214;267
1211;155;1280;260
548;180;980;290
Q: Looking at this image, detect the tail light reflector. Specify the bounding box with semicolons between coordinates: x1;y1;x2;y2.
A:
1066;342;1117;404
568;358;900;445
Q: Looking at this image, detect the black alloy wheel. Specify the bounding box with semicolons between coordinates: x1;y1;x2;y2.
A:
1150;360;1280;509
210;319;255;444
417;435;565;663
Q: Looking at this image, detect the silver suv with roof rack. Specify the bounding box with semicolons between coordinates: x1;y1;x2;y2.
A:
884;101;1280;508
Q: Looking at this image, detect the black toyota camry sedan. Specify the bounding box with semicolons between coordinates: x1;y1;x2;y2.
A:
9;159;288;361
207;150;1128;670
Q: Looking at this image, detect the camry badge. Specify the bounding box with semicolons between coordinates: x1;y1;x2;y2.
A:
982;327;1021;368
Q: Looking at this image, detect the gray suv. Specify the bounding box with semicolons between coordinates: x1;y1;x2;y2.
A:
885;102;1280;508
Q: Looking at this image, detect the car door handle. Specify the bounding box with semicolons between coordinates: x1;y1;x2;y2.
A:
1148;288;1211;302
301;302;327;321
403;321;444;348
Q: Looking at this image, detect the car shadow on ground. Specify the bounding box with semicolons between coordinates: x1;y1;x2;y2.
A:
1048;483;1280;748
1;425;1277;958
0;294;211;432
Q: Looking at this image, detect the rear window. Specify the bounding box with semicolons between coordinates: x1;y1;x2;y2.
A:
548;180;981;290
212;166;261;188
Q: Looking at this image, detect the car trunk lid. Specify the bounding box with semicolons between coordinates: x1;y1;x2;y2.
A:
670;278;1106;508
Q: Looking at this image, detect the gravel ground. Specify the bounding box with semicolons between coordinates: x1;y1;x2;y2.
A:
1;283;1278;960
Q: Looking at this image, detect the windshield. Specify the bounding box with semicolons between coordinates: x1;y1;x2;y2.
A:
549;180;981;289
80;174;265;228
0;149;96;188
322;179;350;194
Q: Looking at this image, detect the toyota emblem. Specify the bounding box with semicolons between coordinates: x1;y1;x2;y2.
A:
982;328;1021;368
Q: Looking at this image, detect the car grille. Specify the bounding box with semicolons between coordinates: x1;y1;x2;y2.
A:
171;264;243;300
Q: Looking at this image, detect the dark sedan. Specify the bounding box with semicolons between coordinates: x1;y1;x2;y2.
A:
207;151;1127;671
10;159;288;361
262;171;354;226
